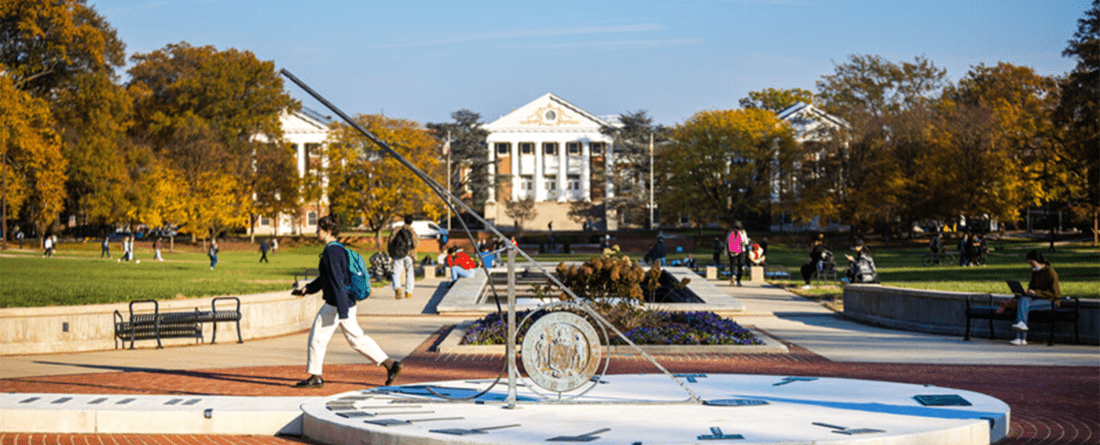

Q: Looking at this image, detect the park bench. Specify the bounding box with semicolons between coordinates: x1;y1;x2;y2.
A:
113;297;243;349
964;295;1080;346
815;259;838;285
294;268;318;288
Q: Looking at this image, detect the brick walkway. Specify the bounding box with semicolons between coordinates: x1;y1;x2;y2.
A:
2;327;1097;445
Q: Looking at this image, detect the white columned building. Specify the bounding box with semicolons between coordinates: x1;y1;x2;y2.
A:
252;108;332;236
483;93;619;231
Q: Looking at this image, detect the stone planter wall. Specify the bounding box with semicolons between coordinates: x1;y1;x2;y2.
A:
843;284;1098;345
1;291;322;355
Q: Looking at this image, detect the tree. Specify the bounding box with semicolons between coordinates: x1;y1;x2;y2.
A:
2;0;132;229
0;76;67;245
128;42;297;239
739;87;816;112
1056;0;1100;244
814;54;947;236
426;110;491;212
599;110;668;228
249;141;300;241
326;114;442;248
932;63;1058;226
662;108;797;228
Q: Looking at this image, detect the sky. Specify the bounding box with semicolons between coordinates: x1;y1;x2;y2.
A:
90;0;1091;126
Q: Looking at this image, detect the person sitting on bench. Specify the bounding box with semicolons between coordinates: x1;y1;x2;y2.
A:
1010;250;1061;346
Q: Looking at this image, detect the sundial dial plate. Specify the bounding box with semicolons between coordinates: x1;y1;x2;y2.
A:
520;311;602;393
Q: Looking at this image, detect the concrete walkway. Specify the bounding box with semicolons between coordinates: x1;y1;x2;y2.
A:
3;274;1096;381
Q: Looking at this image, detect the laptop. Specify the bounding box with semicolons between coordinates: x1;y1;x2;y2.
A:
1006;280;1027;296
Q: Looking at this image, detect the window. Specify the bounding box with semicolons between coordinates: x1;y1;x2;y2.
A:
519;142;534;155
545;176;557;191
520;176;534;191
496;142;511;156
307;211;318;226
567;142;581;155
568;175;581;190
260;215;271;226
543;142;558;156
590;142;605;155
545;110;557;121
305;143;321;173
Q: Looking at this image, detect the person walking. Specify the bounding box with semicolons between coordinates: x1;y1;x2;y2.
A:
207;239;219;270
259;240;270;263
43;235;54;258
291;215;402;388
387;216;419;300
101;235;111;259
727;221;749;286
153;237;164;261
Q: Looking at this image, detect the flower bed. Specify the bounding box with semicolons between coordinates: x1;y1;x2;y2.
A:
460;308;762;346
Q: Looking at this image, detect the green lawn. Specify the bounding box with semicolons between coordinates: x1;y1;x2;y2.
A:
1;235;1097;308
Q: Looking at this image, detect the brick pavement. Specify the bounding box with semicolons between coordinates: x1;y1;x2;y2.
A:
1;326;1097;445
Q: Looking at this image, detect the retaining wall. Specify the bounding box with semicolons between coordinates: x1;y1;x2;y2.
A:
843;284;1099;345
1;291;322;355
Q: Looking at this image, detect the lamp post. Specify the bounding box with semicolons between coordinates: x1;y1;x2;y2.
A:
648;133;655;230
443;131;452;232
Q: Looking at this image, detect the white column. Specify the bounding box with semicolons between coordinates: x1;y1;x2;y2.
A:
511;140;520;201
582;141;591;202
534;139;544;202
558;139;567;202
486;139;496;203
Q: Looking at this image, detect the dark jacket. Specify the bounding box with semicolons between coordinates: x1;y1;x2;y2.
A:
1028;265;1061;301
305;243;353;319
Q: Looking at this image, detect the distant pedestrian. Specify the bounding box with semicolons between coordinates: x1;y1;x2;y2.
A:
259;240;270;263
122;236;133;262
291;215;402;389
208;240;219;270
711;236;723;267
153;237;164;261
728;221;749;286
15;229;24;249
101;236;111;259
43;235;54;258
271;237;278;255
800;234;830;289
387;216;419;300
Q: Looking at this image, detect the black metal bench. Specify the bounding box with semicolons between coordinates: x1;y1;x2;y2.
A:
964;295;1080;345
113;297;243;349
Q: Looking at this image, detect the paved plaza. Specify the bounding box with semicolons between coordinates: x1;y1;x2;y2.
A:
1;275;1097;444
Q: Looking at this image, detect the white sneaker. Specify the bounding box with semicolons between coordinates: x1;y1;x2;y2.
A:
1011;321;1029;332
800;284;813;290
1010;338;1027;346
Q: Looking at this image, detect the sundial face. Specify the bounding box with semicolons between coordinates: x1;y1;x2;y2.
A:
521;312;602;392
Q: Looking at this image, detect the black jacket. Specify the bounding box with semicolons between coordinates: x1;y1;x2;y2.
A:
305;242;353;319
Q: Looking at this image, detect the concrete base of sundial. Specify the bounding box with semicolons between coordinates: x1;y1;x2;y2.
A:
301;374;1009;445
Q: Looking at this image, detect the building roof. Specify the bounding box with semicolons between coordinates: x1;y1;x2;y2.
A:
483;93;619;132
776;102;848;142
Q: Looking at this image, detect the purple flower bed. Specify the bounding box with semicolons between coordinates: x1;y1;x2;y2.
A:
460;309;762;346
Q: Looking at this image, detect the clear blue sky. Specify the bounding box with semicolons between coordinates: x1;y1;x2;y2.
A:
92;0;1089;126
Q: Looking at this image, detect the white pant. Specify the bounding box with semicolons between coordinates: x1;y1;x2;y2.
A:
306;303;388;376
392;255;415;293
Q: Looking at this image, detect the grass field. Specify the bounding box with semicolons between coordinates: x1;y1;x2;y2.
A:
1;234;1097;308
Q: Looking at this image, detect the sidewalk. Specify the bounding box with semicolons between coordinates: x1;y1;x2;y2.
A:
1;273;1097;444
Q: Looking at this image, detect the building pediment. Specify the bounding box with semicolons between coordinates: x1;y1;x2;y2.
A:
484;93;615;132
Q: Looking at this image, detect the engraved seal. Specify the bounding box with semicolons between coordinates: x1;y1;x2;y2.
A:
521;311;602;392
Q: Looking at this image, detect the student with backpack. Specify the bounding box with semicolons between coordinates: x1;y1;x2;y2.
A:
292;215;401;389
387;216;420;300
727;221;749;286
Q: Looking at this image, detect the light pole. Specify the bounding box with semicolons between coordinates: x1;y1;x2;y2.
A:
443;131;452;232
648;133;655;230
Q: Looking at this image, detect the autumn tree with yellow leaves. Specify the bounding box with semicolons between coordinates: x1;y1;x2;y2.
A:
661;108;798;228
0;77;67;245
325;114;443;249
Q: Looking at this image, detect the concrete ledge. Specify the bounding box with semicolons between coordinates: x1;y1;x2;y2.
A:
1;291;323;355
0;393;306;435
843;284;1099;345
436;320;789;355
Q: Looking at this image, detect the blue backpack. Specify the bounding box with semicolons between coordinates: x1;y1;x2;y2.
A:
329;241;371;300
